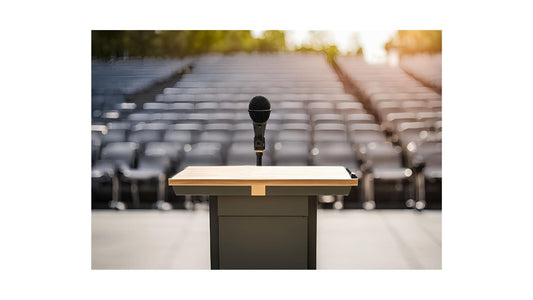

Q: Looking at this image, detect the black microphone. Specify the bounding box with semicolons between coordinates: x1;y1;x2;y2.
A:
248;95;271;166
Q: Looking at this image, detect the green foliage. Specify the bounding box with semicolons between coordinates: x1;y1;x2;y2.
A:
385;30;442;55
258;31;287;52
293;31;339;62
324;45;339;63
92;30;288;59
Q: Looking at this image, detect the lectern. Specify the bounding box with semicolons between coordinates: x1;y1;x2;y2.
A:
168;166;358;269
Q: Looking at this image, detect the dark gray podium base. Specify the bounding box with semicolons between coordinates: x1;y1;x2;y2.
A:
209;196;317;270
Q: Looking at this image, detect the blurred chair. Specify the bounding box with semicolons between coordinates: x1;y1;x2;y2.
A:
357;141;414;210
272;141;309;166
313;123;348;143
311;141;360;209
144;141;183;171
181;142;224;168
384;112;418;133
406;141;442;210
308;102;335;115
127;130;162;157
279;101;306;114
348;123;387;146
92;142;138;210
336;102;365;115
120;154;173;210
281;113;310;124
180;142;224;209
227;142;272;166
345;113;376;126
276;124;312;143
128;112;154;123
395;121;432;147
198;123;233;151
100;129;127;145
312;114;345;125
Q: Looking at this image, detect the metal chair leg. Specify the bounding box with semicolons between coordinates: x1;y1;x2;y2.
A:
415;172;426;210
109;174;126;210
406;175;416;208
131;180;140;209
363;174;375;210
155;173;173;211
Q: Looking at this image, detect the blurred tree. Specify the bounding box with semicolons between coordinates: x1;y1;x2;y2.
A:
92;31;126;58
258;30;287;52
92;30;288;59
324;45;339;63
385;30;442;55
122;31;158;57
157;30;188;57
293;31;338;62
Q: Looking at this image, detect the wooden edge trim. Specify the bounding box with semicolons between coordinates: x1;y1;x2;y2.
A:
168;179;358;186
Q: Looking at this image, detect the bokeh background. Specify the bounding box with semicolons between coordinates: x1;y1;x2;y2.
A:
91;30;442;269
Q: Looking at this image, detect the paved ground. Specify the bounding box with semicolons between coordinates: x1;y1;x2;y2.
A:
92;208;441;269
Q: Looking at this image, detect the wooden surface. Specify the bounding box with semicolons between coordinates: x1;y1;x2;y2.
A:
168;166;358;196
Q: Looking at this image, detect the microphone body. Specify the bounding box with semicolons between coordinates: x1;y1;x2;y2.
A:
253;121;267;151
248;96;271;166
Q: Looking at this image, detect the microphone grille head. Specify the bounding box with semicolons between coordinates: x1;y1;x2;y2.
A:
249;95;271;111
249;95;271;123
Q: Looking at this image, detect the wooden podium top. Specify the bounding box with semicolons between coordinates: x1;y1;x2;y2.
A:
169;166;358;196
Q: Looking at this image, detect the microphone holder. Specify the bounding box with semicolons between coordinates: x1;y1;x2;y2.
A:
256;151;263;166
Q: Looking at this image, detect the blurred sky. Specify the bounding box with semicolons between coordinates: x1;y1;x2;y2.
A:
252;30;395;64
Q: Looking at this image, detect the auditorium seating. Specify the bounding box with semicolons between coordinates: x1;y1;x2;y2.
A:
92;58;192;122
92;53;441;210
399;54;442;92
336;56;442;209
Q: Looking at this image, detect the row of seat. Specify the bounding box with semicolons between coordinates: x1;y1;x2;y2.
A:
92;53;439;210
92;58;192;113
336;56;442;209
399;54;442;92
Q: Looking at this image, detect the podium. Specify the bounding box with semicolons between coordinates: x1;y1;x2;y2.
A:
169;166;358;269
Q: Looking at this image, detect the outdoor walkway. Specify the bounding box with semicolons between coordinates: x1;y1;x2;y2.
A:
92;208;441;269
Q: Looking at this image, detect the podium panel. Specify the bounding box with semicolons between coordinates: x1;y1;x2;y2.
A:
219;216;308;269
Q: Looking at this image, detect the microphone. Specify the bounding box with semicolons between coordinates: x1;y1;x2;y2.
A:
248;95;271;166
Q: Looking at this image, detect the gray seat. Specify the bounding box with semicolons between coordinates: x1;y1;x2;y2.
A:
128;112;154;122
357;142;414;209
308;102;335;115
277;129;311;143
144;141;183;168
281;113;309;124
120;155;172;209
273;141;309;166
396;122;433;147
99;142;138;168
312;114;345;125
227;142;272;166
106;121;132;130
313;123;348;143
345;113;376;126
336;102;365;114
348;124;387;146
128;129;163;145
92;142;139;210
100;129;127;145
312;142;357;170
163;130;193;145
197;128;233;149
181;142;224;168
385;112;418;132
